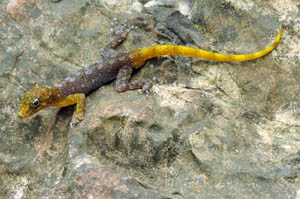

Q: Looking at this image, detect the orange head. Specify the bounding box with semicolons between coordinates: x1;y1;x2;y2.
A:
17;86;56;119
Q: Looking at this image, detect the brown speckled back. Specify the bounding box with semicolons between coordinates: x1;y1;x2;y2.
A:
54;53;131;96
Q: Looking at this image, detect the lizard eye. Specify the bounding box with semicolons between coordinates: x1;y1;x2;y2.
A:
32;98;40;108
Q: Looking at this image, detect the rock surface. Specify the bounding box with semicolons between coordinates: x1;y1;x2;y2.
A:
0;0;299;198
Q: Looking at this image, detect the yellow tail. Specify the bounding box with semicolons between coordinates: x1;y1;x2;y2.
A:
129;27;283;68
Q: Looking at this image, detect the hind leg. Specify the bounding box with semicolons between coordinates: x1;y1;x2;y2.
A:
115;65;152;92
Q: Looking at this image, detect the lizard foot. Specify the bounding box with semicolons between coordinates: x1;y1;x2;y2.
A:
70;112;84;128
101;20;133;58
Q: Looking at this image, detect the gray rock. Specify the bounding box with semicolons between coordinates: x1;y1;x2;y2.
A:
1;0;299;198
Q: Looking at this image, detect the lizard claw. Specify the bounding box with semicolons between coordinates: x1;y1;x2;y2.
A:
70;119;79;128
70;112;84;128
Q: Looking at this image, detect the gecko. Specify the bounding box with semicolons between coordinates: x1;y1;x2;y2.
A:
17;25;283;127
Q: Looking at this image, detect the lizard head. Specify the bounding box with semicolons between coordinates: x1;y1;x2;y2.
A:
17;86;55;119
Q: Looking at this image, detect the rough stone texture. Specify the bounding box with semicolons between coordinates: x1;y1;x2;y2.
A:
0;0;299;198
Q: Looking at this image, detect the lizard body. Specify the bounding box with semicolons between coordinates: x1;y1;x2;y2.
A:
17;27;283;127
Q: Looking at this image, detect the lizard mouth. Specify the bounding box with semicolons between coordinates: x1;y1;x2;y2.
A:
17;111;28;119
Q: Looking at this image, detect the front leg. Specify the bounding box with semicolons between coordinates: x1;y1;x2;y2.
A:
50;93;85;128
